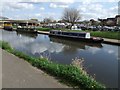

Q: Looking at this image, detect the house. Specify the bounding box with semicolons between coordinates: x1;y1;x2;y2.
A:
106;18;116;26
98;15;120;26
115;15;120;25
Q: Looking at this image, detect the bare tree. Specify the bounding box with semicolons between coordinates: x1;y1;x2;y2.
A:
62;8;81;28
90;19;100;26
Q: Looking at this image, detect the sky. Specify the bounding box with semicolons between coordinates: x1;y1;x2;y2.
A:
0;0;119;21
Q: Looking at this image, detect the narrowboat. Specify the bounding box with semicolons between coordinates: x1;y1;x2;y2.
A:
4;22;13;30
16;26;37;33
49;30;104;43
16;31;38;38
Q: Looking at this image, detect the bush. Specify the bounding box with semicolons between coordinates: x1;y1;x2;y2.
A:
0;40;105;89
0;41;13;52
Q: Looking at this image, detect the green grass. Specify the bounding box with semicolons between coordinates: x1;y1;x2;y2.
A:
0;41;106;89
0;41;13;52
90;31;119;40
36;27;52;31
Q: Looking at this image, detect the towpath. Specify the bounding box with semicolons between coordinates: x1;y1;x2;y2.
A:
1;49;68;88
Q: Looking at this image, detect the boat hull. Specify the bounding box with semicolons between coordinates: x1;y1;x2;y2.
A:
4;26;13;31
49;36;103;48
49;34;103;43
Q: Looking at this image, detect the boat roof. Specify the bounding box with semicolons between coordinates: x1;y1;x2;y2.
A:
50;30;89;34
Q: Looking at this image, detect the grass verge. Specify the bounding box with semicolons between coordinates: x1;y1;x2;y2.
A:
0;41;106;89
90;31;119;40
36;28;52;31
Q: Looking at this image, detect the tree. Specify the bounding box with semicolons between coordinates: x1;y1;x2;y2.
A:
90;19;100;26
82;20;90;25
43;17;53;24
62;8;81;28
30;19;38;21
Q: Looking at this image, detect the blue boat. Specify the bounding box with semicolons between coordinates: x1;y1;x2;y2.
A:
49;30;104;43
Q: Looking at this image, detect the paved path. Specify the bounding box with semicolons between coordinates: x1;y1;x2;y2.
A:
103;38;120;45
37;31;49;35
1;49;68;88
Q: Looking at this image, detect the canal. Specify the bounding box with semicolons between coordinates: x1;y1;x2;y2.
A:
1;30;118;88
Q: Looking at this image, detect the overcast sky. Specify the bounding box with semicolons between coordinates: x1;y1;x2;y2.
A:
0;0;119;21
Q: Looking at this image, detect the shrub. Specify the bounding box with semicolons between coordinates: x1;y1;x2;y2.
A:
0;41;12;52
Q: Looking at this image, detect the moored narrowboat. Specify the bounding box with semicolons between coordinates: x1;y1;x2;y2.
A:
16;26;37;33
49;30;104;43
4;22;13;30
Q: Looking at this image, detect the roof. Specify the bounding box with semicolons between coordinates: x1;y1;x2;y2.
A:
115;15;120;18
0;20;40;24
50;30;89;34
107;18;115;20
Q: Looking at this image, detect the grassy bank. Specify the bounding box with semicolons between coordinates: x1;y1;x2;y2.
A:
36;27;51;31
0;41;106;89
90;31;119;40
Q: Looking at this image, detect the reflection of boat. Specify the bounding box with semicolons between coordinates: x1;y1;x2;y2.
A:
16;31;38;38
49;37;103;49
49;30;103;43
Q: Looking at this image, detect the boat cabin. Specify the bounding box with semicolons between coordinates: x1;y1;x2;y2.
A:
50;30;91;39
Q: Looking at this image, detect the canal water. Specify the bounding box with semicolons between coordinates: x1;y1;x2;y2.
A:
1;30;118;88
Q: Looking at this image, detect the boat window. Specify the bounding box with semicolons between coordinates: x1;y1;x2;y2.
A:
58;32;61;34
62;32;69;35
50;31;54;34
72;33;78;36
78;33;86;37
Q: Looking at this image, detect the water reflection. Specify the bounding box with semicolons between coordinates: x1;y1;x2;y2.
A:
1;30;118;88
49;37;103;50
16;31;38;39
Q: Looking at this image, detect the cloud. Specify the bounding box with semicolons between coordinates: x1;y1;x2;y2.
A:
35;13;41;17
56;0;74;3
49;3;69;8
1;1;118;20
88;47;101;54
8;2;34;10
34;12;58;20
110;6;118;13
78;2;118;20
1;0;119;3
40;7;45;10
